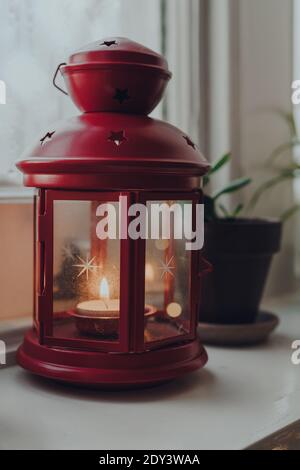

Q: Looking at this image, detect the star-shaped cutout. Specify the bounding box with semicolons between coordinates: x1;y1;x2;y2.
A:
40;131;55;146
73;255;98;280
108;130;127;146
113;88;130;104
158;256;175;279
101;40;117;47
183;135;196;150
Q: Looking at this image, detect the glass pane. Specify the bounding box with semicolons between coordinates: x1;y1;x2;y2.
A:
144;200;192;343
53;200;120;342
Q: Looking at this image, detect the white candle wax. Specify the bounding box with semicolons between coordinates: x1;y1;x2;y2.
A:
76;299;120;318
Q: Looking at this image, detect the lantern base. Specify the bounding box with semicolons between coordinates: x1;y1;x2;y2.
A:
17;329;208;389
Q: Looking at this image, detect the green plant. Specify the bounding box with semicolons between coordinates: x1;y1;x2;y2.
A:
249;110;300;220
204;152;252;222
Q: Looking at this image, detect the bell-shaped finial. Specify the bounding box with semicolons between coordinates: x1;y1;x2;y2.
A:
53;37;172;115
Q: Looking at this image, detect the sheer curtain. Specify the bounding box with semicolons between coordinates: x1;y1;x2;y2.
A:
0;0;162;321
0;0;162;184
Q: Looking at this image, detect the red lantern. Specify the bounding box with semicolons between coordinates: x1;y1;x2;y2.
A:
16;38;210;388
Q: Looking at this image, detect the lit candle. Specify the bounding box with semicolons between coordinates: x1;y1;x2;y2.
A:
73;276;157;337
76;277;119;318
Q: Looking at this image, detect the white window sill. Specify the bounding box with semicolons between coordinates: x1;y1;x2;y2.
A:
0;317;31;366
0;186;34;203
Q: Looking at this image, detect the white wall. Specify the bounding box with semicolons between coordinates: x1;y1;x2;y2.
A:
235;0;295;294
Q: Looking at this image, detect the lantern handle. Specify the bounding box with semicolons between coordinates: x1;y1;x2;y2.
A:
198;257;213;276
53;63;68;96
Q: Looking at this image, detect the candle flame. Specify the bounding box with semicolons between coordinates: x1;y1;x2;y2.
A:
99;277;110;299
145;263;155;282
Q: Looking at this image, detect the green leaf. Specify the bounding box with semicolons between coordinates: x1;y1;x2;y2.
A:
286;113;297;138
279;163;300;174
218;203;229;217
212;177;252;200
203;152;231;187
275;110;297;138
209;152;231;174
249;171;294;209
280;204;300;222
232;203;244;218
267;139;300;163
218;202;244;219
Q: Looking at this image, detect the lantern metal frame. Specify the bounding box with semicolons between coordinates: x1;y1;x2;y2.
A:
34;189;201;355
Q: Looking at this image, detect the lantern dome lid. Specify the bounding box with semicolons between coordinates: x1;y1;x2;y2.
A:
17;113;209;190
57;37;171;114
68;37;170;71
18;37;209;190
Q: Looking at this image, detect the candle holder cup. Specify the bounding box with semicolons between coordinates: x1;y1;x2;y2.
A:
70;305;157;338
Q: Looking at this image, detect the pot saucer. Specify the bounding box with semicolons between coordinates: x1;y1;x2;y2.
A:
198;311;279;347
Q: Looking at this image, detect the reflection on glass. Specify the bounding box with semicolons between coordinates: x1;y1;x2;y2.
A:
52;200;120;342
144;201;192;343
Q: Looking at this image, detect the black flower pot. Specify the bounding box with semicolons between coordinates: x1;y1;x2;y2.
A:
199;218;282;324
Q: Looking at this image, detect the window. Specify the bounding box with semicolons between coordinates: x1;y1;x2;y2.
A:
0;0;203;329
0;0;163;327
0;0;162;187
